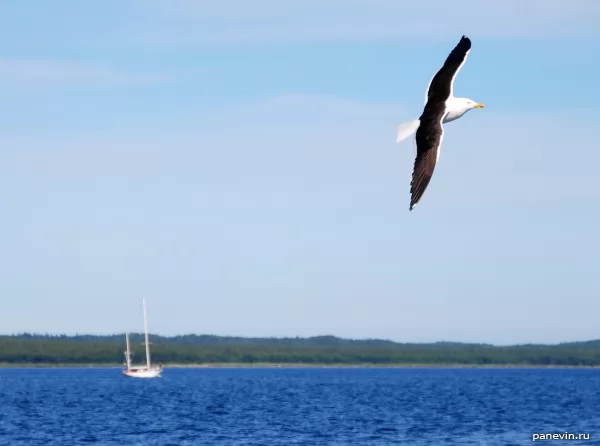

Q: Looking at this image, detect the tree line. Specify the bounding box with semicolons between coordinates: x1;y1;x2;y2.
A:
1;333;600;366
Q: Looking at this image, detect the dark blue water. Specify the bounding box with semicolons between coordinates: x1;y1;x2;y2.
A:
1;367;599;445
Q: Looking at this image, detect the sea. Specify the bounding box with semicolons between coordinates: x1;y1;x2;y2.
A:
0;367;598;445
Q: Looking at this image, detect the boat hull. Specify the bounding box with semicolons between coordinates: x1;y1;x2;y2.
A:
122;368;162;378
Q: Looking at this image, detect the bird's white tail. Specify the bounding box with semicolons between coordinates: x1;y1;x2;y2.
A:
395;119;420;143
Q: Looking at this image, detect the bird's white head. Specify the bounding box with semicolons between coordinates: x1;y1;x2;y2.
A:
444;97;485;122
461;98;485;111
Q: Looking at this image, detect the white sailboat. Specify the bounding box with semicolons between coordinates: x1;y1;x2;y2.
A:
122;298;163;378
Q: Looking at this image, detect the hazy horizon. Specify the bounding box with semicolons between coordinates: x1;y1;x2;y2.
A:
3;1;600;345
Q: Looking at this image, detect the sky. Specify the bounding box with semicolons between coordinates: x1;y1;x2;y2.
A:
1;1;600;345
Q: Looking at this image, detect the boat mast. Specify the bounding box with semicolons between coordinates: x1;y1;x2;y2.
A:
125;332;132;369
143;298;151;370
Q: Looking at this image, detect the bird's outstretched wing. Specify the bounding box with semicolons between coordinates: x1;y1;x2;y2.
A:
425;35;471;104
410;115;445;211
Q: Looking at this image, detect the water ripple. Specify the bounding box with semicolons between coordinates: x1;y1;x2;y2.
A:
1;367;599;445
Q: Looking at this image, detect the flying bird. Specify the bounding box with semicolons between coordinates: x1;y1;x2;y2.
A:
396;35;484;211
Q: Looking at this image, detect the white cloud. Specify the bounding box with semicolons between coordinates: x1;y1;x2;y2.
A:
3;1;598;53
3;92;598;211
0;58;170;85
260;93;405;118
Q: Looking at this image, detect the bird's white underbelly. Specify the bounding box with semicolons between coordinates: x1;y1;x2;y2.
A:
443;110;465;123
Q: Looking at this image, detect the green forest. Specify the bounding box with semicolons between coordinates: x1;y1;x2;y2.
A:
1;333;600;366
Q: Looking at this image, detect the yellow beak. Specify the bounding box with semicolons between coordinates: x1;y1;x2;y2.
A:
475;103;485;108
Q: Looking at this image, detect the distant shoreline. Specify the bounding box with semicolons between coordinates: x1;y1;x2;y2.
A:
1;362;599;369
3;334;600;367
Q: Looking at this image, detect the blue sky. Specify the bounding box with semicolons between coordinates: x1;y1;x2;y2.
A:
2;1;600;345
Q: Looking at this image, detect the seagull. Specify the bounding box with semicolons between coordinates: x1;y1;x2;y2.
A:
395;35;485;211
